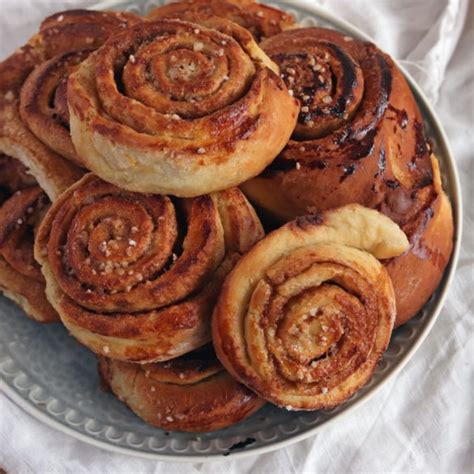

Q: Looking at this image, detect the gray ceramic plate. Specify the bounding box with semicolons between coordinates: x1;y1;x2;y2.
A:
0;0;462;462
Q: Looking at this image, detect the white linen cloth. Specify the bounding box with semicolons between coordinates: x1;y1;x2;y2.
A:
0;0;472;472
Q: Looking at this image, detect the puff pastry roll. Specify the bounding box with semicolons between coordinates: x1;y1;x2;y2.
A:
35;174;264;362
99;345;265;432
241;28;454;325
67;19;299;196
213;205;409;410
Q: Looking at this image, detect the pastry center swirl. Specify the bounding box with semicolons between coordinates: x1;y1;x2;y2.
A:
108;25;256;119
46;177;226;313
247;250;379;390
275;43;364;139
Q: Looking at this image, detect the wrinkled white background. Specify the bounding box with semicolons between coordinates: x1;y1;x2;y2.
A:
0;1;472;472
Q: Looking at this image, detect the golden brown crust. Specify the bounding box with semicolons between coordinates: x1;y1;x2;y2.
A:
0;9;142;196
212;204;408;410
241;27;454;325
242;27;433;217
19;49;93;166
98;345;265;432
0;186;46;281
0;10;142;322
67;19;299;197
0;27;85;199
35;174;264;362
0;255;58;323
146;0;295;42
0;33;71;199
39;9;141;32
0;156;58;323
385;155;454;326
0;100;83;202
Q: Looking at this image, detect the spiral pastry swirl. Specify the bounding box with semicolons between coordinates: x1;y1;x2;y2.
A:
212;205;409;410
0;10;141;105
147;0;295;42
0;10;140;321
99;345;264;432
242;28;434;216
67;19;299;197
241;27;454;325
35;174;264;362
0;10;141;197
0;187;47;281
0;178;58;323
16;10;142;167
19;49;93;166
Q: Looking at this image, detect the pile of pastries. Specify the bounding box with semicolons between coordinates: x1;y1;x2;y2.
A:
0;0;453;433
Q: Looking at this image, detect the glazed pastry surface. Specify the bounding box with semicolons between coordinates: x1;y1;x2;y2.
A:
99;345;265;432
241;27;454;325
212;204;409;409
68;19;299;196
35;174;264;362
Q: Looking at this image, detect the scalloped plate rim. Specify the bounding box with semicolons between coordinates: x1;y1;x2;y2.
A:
0;0;462;462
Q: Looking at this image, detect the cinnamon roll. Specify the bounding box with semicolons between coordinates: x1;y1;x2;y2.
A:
146;0;295;42
35;174;264;363
212;205;409;410
0;9;141;192
383;154;453;326
0;154;58;322
0;10;141;321
67;19;299;197
241;28;454;325
19;49;93;166
98;345;265;432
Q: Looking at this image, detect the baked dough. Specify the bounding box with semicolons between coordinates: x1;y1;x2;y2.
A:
35;174;264;362
0;9;141;197
147;0;295;42
67;19;299;197
99;345;265;432
241;28;454;325
212;204;409;410
0;157;58;322
0;10;142;322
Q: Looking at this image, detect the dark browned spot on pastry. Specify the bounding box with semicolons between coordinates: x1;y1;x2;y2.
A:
295;214;324;229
